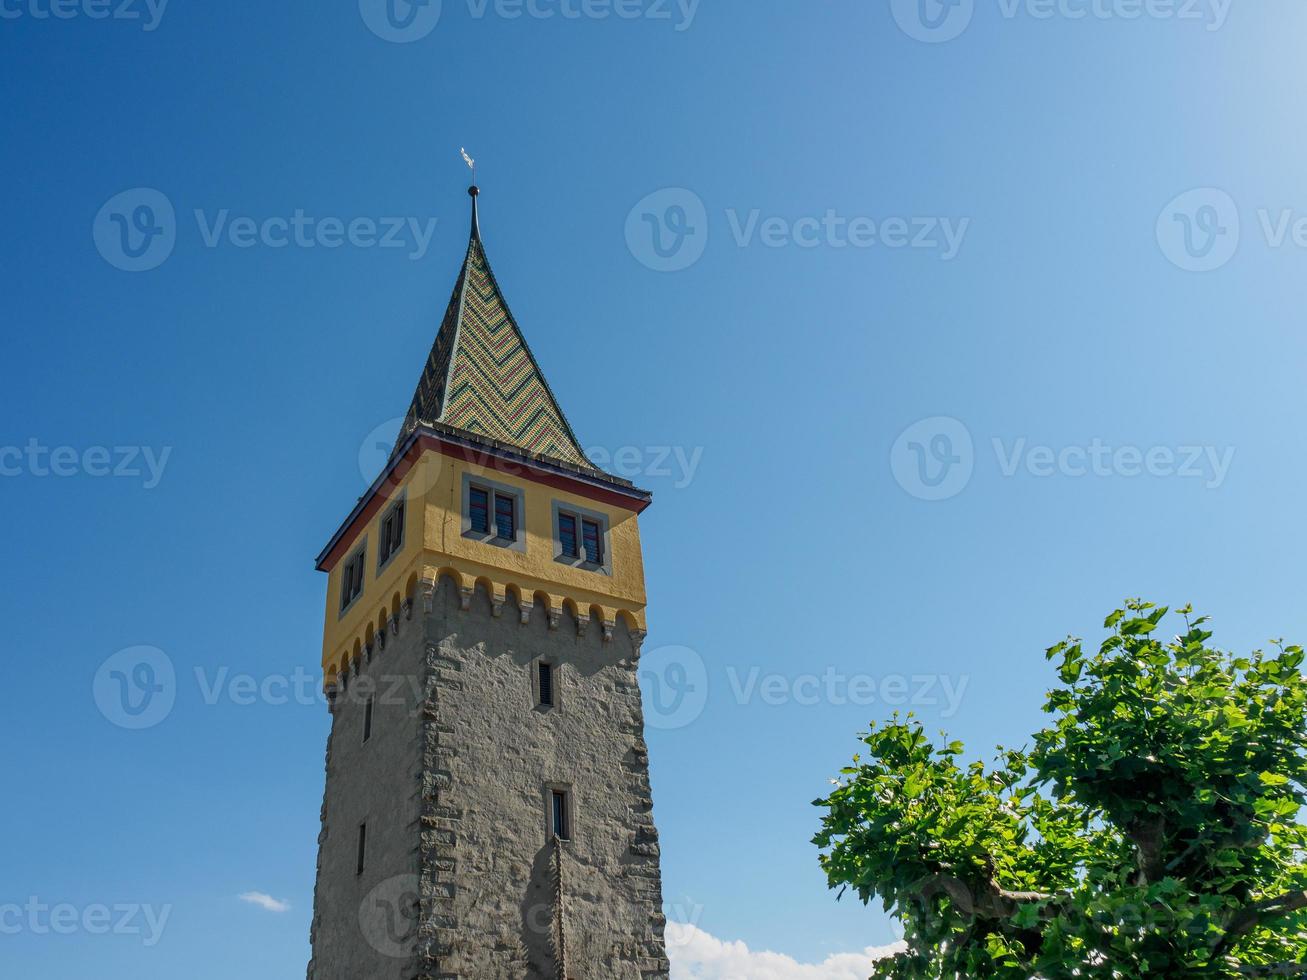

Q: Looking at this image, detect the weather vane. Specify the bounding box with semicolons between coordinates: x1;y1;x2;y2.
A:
460;147;476;184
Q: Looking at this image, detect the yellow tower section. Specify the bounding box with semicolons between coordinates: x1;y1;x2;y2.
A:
315;187;652;685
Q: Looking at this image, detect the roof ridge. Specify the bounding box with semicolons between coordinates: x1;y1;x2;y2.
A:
389;189;602;475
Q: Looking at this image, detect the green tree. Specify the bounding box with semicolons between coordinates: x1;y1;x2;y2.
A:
813;601;1307;978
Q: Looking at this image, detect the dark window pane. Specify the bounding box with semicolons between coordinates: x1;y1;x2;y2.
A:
582;520;602;564
539;663;554;707
559;514;578;558
363;696;374;742
552;791;570;840
470;488;489;534
391;501;404;553
356;823;367;875
495;493;515;540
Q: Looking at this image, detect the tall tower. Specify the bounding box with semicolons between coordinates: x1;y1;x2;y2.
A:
307;187;669;979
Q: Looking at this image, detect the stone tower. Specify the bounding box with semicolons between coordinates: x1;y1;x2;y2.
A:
306;187;669;979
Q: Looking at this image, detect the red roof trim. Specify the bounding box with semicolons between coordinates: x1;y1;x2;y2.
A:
315;430;651;572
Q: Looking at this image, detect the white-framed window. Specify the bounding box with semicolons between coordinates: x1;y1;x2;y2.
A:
339;542;367;613
462;474;526;551
377;496;406;571
552;500;610;574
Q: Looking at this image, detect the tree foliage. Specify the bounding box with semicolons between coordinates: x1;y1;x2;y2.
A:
813;601;1307;978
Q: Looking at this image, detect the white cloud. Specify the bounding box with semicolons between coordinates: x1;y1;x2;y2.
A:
667;922;905;980
238;892;291;913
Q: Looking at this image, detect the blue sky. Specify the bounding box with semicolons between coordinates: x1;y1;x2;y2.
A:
4;1;1307;977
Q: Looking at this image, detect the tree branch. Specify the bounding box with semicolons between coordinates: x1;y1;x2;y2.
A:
1212;890;1307;960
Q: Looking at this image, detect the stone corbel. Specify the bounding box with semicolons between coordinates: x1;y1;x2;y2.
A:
576;615;590;638
389;615;399;637
547;607;562;631
602;620;616;643
377;629;387;652
421;576;438;614
632;629;648;654
490;595;505;618
403;597;414;621
519;603;532;626
459;587;474;612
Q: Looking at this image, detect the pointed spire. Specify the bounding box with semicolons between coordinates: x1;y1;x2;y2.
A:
392;185;595;471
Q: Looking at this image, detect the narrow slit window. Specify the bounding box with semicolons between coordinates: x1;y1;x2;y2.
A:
356;822;367;876
559;513;578;559
340;549;365;612
538;662;554;707
379;500;405;567
363;695;374;743
581;519;602;565
494;492;516;540
469;487;490;535
551;790;570;841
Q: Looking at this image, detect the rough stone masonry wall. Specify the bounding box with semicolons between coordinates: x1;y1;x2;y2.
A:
307;599;425;980
307;573;669;980
415;576;670;979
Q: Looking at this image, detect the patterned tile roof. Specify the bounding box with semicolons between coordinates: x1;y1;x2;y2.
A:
395;191;595;470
